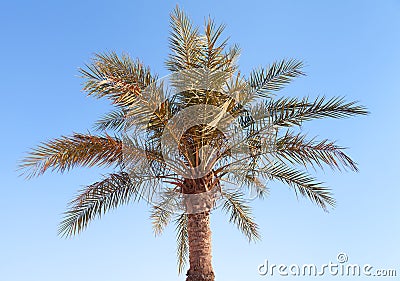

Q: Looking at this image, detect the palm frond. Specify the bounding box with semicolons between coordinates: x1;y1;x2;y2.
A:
276;130;358;171
267;96;369;127
58;172;139;237
17;9;370;278
201;17;228;70
122;134;181;177
175;213;189;274
19;133;122;178
249;59;305;97
243;175;270;200
221;167;270;200
221;191;260;242
267;163;335;210
150;188;183;236
151;205;173;236
94;107;126;132
218;44;241;77
80;52;155;105
166;6;202;71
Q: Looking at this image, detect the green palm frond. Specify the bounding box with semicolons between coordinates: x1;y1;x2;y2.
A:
19;133;122;178
221;191;260;242
249;59;305;97
175;213;189;274
80;52;155;105
166;6;202;71
267;163;335;210
202;17;228;70
94;107;126;132
267;96;369;127
58;172;139;237
276;130;358;171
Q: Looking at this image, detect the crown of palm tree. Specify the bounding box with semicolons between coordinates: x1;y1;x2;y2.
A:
20;6;368;274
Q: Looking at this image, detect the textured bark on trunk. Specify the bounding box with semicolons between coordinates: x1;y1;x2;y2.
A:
186;211;215;281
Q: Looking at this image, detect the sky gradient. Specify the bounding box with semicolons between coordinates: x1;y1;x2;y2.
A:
1;1;399;280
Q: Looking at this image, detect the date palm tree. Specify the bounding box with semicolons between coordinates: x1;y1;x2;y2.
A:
20;7;368;281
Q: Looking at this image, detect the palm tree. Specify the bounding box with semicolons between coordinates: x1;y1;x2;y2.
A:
20;7;368;281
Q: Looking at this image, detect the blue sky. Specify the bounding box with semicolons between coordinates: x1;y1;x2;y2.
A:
1;0;399;280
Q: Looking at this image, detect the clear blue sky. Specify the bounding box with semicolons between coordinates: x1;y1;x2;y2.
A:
1;1;399;280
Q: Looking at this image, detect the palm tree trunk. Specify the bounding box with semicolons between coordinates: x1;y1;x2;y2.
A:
186;211;215;281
